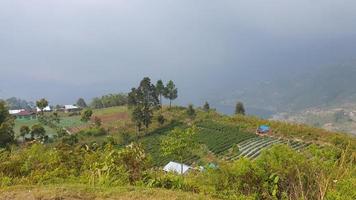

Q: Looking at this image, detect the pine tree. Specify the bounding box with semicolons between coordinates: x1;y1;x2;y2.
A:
203;101;210;112
187;104;196;119
128;77;159;133
0;101;14;147
76;98;88;108
163;80;178;108
235;102;245;115
156;80;165;109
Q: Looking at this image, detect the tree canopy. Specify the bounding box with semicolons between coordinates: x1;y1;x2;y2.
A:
90;93;127;109
155;80;165;108
203;101;210;112
161;127;198;174
235;101;246;115
36;98;49;114
81;109;93;122
76;98;88;108
5;97;34;110
0;101;14;147
128;77;159;132
163;80;178;108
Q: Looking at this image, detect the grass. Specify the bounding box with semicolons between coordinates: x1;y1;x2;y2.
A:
93;106;129;116
0;184;216;200
59;116;86;128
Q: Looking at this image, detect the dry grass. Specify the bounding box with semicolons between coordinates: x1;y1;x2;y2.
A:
0;185;216;200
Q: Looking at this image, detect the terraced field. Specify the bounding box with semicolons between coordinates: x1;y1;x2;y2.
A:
197;121;256;155
197;120;310;160
227;136;310;160
139;120;310;166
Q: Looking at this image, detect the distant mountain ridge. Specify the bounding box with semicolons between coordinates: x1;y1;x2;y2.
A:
218;64;356;114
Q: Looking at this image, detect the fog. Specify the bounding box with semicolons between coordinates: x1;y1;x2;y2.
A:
1;0;356;114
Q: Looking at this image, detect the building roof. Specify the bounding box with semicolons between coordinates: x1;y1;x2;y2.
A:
163;161;192;175
64;105;79;110
9;109;25;115
16;110;35;116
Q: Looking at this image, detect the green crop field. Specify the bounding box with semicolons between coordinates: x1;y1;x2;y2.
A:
138;119;314;167
141;120;256;166
93;106;128;116
139;121;186;166
14;119;57;137
196;121;257;156
58;116;86;128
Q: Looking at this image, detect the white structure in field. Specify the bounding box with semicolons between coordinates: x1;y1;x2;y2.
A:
64;105;80;112
163;161;192;175
36;106;52;112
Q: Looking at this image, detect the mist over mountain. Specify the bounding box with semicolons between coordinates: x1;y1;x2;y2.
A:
1;0;356;116
213;64;356;115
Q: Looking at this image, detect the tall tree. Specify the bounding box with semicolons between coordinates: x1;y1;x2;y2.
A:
76;98;88;108
128;77;159;133
163;80;178;108
0;101;14;147
6;97;33;110
235;101;246;115
203;101;210;112
36;98;48;114
156;80;165;109
187;104;196;119
90;97;103;109
161;127;198;175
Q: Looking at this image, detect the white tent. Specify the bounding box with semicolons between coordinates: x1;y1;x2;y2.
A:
163;161;192;175
64;105;79;110
36;106;51;112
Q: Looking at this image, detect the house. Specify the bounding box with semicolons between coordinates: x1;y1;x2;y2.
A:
14;110;36;120
64;105;80;112
36;106;52;112
9;109;25;115
163;161;192;175
256;125;271;135
9;109;36;119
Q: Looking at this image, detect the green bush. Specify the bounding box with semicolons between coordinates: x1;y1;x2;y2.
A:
144;171;200;193
78;127;107;137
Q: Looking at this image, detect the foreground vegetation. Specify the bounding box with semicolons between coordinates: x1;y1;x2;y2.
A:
2;106;355;199
0;141;354;200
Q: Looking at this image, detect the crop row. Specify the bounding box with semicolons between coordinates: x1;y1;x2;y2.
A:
197;121;256;155
225;137;310;160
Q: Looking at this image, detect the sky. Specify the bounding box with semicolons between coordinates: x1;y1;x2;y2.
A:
1;0;356;108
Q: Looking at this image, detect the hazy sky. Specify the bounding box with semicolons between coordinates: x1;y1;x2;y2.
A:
1;0;356;106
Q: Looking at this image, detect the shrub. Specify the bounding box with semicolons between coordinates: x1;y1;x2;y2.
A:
144;171;200;193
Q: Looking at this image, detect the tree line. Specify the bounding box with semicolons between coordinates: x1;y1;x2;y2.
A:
128;78;178;133
90;93;128;109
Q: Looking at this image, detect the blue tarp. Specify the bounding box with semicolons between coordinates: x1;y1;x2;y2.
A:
258;125;270;133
